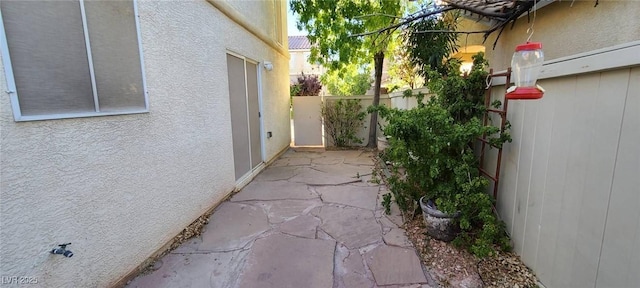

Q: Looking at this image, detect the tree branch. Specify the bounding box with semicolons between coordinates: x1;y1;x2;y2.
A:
354;13;403;20
411;29;486;34
350;6;456;37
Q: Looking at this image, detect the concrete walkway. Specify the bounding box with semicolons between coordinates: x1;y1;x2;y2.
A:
127;149;434;288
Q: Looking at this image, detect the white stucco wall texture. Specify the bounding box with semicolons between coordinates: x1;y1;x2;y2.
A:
0;1;290;287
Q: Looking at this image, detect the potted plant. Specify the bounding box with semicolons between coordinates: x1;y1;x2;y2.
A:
376;54;511;257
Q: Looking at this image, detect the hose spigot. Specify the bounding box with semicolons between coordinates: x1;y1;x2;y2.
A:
51;243;73;257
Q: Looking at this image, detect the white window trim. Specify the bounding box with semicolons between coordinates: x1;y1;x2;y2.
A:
0;0;149;122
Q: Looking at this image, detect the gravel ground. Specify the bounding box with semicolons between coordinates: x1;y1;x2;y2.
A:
403;217;539;288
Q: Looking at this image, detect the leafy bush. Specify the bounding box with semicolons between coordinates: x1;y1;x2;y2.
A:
292;73;323;96
427;53;488;124
322;99;366;147
290;83;301;97
374;53;511;257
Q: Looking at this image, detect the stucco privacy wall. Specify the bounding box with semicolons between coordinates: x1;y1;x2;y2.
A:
0;1;290;287
458;0;640;70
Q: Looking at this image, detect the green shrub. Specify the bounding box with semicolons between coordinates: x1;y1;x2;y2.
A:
322;99;366;147
374;53;511;257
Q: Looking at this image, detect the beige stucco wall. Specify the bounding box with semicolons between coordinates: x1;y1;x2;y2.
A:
458;0;640;70
0;1;290;287
289;49;324;83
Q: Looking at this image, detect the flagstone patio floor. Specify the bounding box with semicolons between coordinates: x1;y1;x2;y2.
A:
127;148;436;288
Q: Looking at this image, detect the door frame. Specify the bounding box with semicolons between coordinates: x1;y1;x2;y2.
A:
226;50;265;188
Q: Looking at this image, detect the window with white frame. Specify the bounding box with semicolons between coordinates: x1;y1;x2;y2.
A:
0;0;147;121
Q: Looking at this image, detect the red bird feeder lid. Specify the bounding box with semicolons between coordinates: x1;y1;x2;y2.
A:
506;87;544;100
515;42;542;51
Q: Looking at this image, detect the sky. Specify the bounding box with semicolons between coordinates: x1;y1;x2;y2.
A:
286;0;307;36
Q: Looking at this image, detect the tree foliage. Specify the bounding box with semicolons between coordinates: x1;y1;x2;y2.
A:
290;0;407;147
405;11;460;79
290;0;403;71
387;41;424;91
322;64;372;96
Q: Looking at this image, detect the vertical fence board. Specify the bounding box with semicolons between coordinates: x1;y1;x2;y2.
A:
550;73;600;287
511;100;538;255
498;99;525;236
533;75;577;285
596;67;640;287
568;69;629;287
521;86;556;269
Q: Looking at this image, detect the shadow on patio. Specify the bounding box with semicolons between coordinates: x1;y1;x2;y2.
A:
127;148;435;288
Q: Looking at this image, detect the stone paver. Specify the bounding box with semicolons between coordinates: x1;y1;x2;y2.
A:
384;228;413;247
252;166;300;181
128;249;249;288
253;199;322;223
312;164;374;178
289;168;361;185
238;234;336;288
272;156;312;167
315;205;381;249
365;245;428;286
311;156;344;165
316;185;379;210
278;214;320;238
231;180;315;201
127;149;431;288
199;202;270;251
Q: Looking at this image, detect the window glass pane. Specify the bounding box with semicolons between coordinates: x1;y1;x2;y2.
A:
246;62;261;168
1;0;95;116
84;0;145;112
227;54;251;180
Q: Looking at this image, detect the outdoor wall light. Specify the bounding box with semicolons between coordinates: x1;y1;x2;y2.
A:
263;61;274;71
506;42;545;100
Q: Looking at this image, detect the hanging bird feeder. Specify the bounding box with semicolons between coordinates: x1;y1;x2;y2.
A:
506;42;545;100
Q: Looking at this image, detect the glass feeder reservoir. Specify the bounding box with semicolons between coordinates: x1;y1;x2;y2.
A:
506;42;544;100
